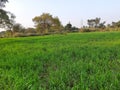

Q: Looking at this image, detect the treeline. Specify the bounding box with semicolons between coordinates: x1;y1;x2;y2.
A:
1;13;120;38
81;17;120;32
0;0;120;38
0;13;79;37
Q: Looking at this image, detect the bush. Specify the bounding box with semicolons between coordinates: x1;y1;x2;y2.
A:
81;28;91;32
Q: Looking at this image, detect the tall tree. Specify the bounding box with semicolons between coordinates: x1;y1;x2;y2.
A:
32;13;62;34
32;13;53;33
0;0;15;29
94;18;100;28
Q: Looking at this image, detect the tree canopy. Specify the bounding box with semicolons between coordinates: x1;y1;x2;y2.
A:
65;22;72;31
32;13;62;34
0;0;15;29
0;0;8;8
87;18;105;28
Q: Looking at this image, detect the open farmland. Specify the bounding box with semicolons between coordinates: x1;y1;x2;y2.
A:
0;32;120;90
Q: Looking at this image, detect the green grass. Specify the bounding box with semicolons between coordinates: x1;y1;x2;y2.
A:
0;32;120;90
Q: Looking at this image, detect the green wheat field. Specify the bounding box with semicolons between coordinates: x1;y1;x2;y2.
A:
0;32;120;90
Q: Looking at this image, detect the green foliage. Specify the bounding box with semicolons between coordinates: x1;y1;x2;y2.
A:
65;22;72;31
12;23;25;33
87;18;105;28
32;13;62;34
65;22;79;32
111;21;120;28
0;32;120;90
0;0;15;29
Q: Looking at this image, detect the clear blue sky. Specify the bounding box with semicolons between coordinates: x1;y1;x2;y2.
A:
5;0;120;28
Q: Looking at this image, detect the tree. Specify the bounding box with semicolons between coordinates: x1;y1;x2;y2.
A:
111;21;120;28
87;18;105;28
0;0;15;29
33;13;53;34
50;17;62;32
64;22;79;32
5;29;12;37
0;0;8;8
87;19;95;28
65;22;72;32
98;21;106;28
94;18;100;28
32;13;62;34
12;23;25;33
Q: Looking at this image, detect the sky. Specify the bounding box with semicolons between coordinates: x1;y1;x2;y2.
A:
4;0;120;28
